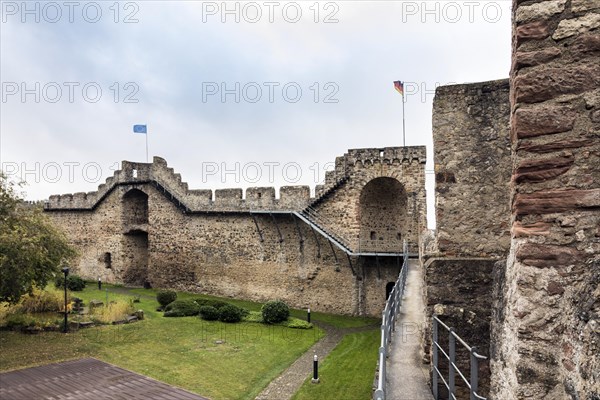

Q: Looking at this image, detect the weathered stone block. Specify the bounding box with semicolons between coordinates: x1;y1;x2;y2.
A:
552;13;600;40
514;105;576;138
572;0;600;12
514;47;562;68
513;188;600;216
516;0;566;23
518;138;595;153
571;33;600;59
516;21;552;45
513;62;600;103
515;155;574;183
516;243;584;267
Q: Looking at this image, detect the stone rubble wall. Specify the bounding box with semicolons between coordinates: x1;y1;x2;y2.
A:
492;0;600;398
433;79;512;258
425;79;512;399
45;146;426;317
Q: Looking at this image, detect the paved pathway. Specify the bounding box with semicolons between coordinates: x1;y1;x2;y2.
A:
386;260;434;400
0;358;207;400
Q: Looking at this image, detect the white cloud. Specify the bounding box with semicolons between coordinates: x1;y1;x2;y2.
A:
0;1;512;229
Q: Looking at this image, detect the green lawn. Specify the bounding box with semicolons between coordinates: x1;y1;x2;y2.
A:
0;283;379;399
292;329;381;400
126;286;380;329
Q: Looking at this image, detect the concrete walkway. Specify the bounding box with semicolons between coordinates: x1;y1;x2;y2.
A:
386;260;434;400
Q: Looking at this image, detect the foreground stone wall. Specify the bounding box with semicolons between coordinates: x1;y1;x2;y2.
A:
492;0;600;398
433;79;512;257
45;147;426;317
426;79;512;398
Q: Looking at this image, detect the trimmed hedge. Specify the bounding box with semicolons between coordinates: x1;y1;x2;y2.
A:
164;299;200;317
199;305;219;321
193;298;230;309
156;290;177;308
261;300;290;324
218;304;243;323
54;275;86;291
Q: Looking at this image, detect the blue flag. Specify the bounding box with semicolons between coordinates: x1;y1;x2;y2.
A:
133;125;147;134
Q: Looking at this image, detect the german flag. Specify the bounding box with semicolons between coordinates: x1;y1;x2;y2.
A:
393;81;404;96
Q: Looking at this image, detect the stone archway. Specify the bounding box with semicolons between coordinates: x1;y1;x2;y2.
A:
359;177;407;253
121;189;149;285
122;189;148;227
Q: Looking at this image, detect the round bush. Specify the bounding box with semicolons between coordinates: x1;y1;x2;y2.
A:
193;298;230;309
156;290;177;308
163;299;200;317
218;304;243;323
261;300;290;324
55;275;86;291
199;305;219;321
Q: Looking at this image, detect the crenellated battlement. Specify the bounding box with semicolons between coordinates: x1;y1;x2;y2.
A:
315;146;426;196
45;146;424;213
45;156;313;212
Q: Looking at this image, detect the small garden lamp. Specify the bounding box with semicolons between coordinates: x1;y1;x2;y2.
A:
61;266;69;333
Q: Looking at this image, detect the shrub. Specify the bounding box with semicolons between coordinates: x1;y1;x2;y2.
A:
5;314;36;329
54;275;86;291
193;298;230;309
281;318;313;329
218;304;243;323
156;290;177;308
0;303;13;327
20;287;67;313
198;305;219;321
164;299;200;317
90;299;134;324
261;300;290;324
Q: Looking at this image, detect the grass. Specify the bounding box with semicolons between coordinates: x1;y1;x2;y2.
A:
126;286;380;329
0;284;324;399
1;283;381;399
292;329;381;400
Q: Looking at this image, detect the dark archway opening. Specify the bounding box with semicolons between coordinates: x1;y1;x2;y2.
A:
121;189;149;286
122;189;148;227
121;230;148;286
359;177;407;252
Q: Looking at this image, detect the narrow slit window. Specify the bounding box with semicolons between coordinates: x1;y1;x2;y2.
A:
104;252;112;268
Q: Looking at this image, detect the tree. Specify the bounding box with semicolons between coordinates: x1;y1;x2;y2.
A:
0;173;76;304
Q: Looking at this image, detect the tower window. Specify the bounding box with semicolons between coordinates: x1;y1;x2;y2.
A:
104;252;112;268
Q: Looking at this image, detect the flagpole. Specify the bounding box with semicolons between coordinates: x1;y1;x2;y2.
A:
145;133;148;163
402;92;406;147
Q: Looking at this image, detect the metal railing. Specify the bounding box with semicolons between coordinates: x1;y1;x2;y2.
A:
432;316;487;400
301;205;354;249
373;241;409;400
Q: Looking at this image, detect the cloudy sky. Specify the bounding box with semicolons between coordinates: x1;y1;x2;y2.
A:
0;0;512;228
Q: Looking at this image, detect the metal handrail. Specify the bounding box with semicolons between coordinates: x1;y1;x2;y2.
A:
373;241;409;400
302;206;354;248
432;316;487;400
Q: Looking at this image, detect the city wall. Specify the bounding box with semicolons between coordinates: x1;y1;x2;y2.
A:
45;146;427;317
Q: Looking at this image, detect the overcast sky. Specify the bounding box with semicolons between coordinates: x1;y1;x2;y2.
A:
0;0;512;228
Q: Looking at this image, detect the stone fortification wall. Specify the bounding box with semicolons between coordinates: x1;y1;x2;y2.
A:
492;0;600;398
45;146;427;317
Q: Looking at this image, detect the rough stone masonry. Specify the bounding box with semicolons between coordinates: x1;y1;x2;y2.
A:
44;146;427;317
492;0;600;398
